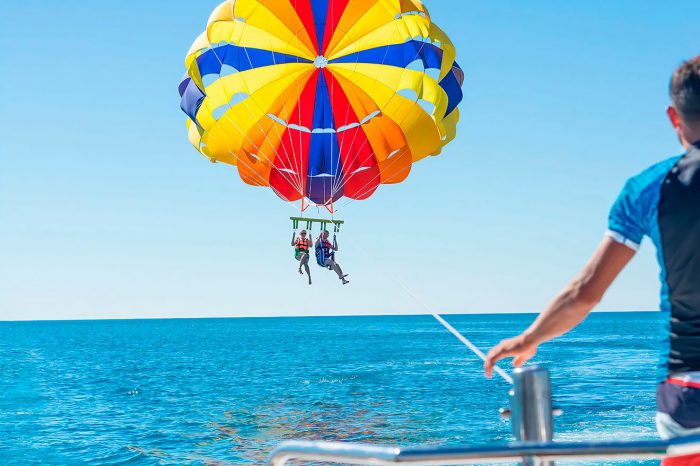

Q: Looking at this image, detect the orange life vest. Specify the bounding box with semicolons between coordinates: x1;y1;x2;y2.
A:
295;238;310;251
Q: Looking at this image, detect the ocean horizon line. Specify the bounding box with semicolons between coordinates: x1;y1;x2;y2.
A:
0;309;657;323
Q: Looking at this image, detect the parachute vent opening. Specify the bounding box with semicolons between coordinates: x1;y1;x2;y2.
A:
417;99;436;116
336;123;359;132
335;111;381;133
311;128;336;134
406;59;441;83
266;113;312;133
201;74;217;87
212;92;249;120
425;68;440;81
219;64;239;77
266;113;287;126
313;56;328;69
395;11;426;20
407;59;425;73
397;88;419;101
386;148;402;160
360;110;381;125
201;63;239;87
289;123;311;133
398;88;436;114
350;166;371;175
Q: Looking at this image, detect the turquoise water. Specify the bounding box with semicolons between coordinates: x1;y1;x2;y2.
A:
1;313;663;465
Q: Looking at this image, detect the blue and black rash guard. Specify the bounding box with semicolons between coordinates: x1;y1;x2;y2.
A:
608;142;700;379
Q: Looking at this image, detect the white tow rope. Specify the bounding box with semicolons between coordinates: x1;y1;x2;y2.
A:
431;313;513;385
350;242;514;385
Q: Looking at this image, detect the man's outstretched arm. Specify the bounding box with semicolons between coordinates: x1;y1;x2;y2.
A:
484;236;637;378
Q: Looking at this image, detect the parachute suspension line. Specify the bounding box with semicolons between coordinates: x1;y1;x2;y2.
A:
208;41;304;198
329;55;357;199
331;31;395;199
335;133;412;210
287;66;308;198
330;40;370;199
333;142;409;212
203;103;298;197
334;35;441;210
240;44;305;196
265;83;303;197
225;148;301;213
331;113;373;199
267;42;304;195
336;61;439;211
211;90;301;204
350;242;514;386
323;197;335;215
188;27;304;204
219;108;302;201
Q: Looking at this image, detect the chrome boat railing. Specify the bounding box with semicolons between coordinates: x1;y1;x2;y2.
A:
268;436;700;465
268;366;700;465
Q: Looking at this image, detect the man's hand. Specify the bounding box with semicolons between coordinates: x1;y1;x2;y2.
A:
484;333;538;378
483;236;636;379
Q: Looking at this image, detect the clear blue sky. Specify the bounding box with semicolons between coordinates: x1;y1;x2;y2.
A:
0;1;697;320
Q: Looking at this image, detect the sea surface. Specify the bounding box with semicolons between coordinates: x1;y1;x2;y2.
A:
1;313;665;465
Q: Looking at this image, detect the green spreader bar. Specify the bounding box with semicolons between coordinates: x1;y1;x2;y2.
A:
291;217;344;232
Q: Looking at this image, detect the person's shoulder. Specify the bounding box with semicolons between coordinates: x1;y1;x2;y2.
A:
621;156;682;198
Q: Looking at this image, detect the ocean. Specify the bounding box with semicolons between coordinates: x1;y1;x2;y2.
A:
1;312;664;465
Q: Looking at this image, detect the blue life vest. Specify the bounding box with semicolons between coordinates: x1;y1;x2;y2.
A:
315;240;334;267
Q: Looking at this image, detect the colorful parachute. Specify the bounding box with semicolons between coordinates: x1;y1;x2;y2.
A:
179;0;463;210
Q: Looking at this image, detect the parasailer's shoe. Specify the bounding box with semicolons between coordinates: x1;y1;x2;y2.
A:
342;277;349;285
298;268;303;275
308;277;312;285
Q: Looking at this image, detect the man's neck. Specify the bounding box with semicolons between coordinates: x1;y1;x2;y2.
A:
682;127;700;148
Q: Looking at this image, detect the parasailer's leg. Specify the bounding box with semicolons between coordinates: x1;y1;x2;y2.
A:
325;259;349;284
299;253;312;284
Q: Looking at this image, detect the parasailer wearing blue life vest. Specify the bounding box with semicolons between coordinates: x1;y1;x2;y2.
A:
484;56;700;465
315;230;349;285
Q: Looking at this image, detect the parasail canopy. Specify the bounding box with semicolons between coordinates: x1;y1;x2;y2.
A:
179;0;464;211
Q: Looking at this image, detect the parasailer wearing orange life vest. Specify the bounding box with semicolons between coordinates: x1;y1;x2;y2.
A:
292;230;312;285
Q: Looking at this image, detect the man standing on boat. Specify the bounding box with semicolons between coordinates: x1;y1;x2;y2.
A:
484;56;700;463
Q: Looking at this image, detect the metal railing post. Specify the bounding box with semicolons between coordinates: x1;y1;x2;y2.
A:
510;366;554;466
